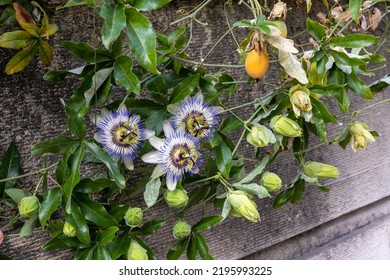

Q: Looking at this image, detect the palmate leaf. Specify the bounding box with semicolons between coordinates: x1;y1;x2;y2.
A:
5;44;38;74
100;2;126;49
125;8;158;74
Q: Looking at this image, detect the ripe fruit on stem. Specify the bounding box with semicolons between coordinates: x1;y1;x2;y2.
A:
245;49;269;79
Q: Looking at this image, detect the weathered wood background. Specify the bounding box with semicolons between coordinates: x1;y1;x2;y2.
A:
0;0;389;259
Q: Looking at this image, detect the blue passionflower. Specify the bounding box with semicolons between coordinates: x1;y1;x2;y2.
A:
168;93;222;140
142;121;201;190
91;106;154;170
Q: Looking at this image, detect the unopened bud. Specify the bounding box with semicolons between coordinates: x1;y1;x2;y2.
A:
173;221;191;239
18;196;39;218
349;122;376;152
289;85;312;117
270;115;302;138
164;189;188;208
246;126;269;147
124;207;143;227
63;221;76;238
303;161;340;179
227;191;260;222
261;172;282;192
127;240;148;260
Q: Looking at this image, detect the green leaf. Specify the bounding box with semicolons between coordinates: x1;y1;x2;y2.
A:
39;188;62;228
32;136;80;156
233;19;253;27
273;187;295;209
112;35;123;58
20;213;38;237
100;2;126;49
169;74;200;104
75;195;118;228
0;6;16;25
346;71;373;99
84;67;113;108
328;34;377;48
167;238;188;260
62;41;113;63
130;0;172;11
137;219;165;235
125;8;158;74
311;105;327;142
107;232;131;259
75;247;95;260
349;0;362;23
5;44;37;74
44;234;88;251
219;117;242;134
194;232;213;260
145;108;169;134
97;226;119;246
310;98;338;123
95;244;112;260
309;84;344;96
113;55;140;93
187;236;197;260
0;141;20;198
55;149;72;185
74;178;117;193
328;49;365;66
237;156;269;184
193;215;223;232
84;142;126;189
66;109;86;139
216;140;232;178
306;18;326;41
4;188;28;204
369;75;390;94
146;75;168;104
63;145;84;213
38;40;53;66
0;30;35;49
143;178;161;207
233;183;270;199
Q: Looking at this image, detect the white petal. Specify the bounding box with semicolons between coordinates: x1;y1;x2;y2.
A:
167;103;181;114
89;113;104;126
194;92;204;103
94;133;104;143
151;164;165;179
124;158;134;170
213;106;224;114
166;176;178;190
141;151;161;164
144;129;155;139
149;136;165;150
163;121;175;136
101;108;110;117
118;103;127;111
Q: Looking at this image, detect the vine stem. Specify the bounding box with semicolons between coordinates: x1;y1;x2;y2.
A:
351;98;390;121
171;0;213;25
0;162;58;184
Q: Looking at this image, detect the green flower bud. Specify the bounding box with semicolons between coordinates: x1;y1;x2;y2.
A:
227;191;260;222
63;221;76;238
303;161;340;179
289;85;312;117
164;189;188;208
127;240;148;260
124;207;143;227
173;221;191;239
349;122;376;152
18;196;39;218
261;172;282;192
229;207;243;218
270;115;302;138
246;126;269;147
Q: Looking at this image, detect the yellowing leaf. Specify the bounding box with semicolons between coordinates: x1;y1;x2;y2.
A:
40;24;59;37
0;30;35;49
264;35;298;53
5;44;38;75
13;3;39;37
39;40;53;66
278;50;309;84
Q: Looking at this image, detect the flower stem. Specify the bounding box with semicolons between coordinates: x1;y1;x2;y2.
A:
171;0;213;25
0;162;58;184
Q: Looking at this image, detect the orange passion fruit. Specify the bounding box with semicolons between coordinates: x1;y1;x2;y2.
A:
245;49;269;79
